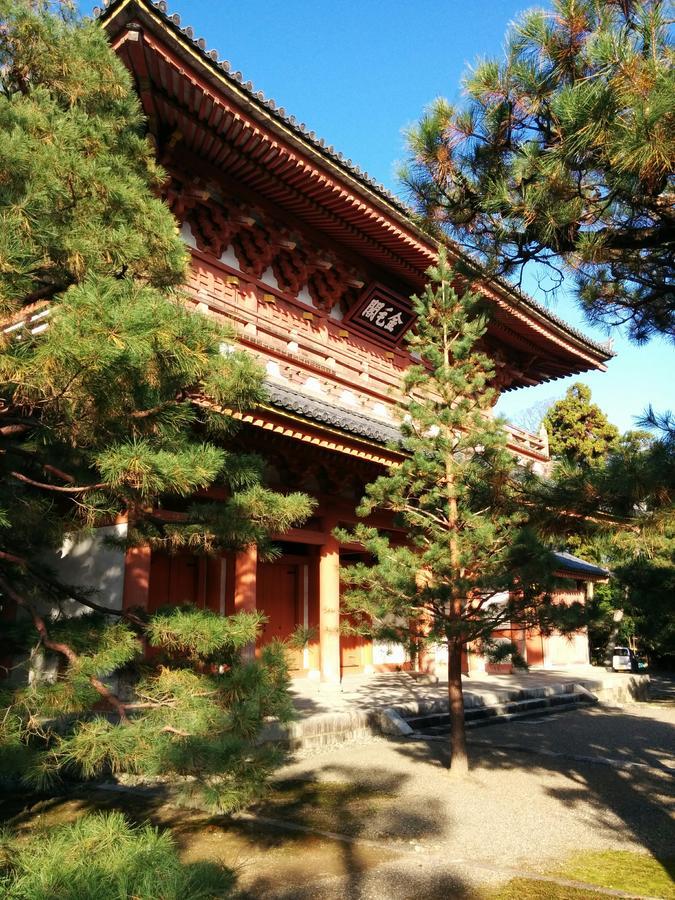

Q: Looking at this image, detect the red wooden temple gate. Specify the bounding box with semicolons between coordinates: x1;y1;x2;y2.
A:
96;0;612;681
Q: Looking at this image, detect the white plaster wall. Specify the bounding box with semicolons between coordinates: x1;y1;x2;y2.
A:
219;245;239;269
180;221;196;247
10;525;128;687
545;629;590;667
260;266;279;289
45;524;127;613
372;640;408;666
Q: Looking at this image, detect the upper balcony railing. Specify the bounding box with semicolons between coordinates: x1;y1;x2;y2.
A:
2;256;551;470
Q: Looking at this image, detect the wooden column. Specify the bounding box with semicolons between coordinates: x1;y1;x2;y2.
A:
234;545;257;613
122;544;152;611
234;545;257;660
319;527;341;683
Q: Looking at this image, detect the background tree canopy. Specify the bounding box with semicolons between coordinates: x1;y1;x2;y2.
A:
543;382;620;466
540;404;674;664
402;0;674;342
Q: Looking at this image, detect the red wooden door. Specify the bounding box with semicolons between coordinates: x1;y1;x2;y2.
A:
148;551;200;612
525;630;545;667
257;562;301;670
340;611;367;671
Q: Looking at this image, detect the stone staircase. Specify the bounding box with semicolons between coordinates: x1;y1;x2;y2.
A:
261;680;603;748
401;685;596;737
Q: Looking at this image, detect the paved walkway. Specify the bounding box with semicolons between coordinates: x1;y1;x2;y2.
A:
649;672;675;701
288;666;648;716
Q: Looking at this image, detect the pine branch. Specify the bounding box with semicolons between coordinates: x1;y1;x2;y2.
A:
0;575;129;722
0;424;32;437
19;280;73;307
42;464;76;484
6;447;81;485
129;395;184;419
160;725;190;737
9;471;106;493
0;549;27;566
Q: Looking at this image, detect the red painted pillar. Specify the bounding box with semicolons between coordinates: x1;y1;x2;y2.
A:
319;528;341;683
123;544;152;611
234;545;257;659
234;545;257;613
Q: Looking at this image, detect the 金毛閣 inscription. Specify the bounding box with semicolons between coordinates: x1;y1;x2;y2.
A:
346;284;414;346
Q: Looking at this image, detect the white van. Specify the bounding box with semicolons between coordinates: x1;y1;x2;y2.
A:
611;646;633;672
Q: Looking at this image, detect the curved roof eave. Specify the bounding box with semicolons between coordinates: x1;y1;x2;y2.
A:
96;0;615;368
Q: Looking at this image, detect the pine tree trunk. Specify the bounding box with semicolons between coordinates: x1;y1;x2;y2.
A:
441;318;468;776
447;637;469;776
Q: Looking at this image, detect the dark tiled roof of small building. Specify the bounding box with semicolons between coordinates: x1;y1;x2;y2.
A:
552;551;609;580
265;381;402;446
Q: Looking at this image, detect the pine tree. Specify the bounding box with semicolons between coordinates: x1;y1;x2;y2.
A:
401;0;674;342
602;414;674;664
0;810;235;899
339;251;573;775
543;383;620;466
0;0;312;805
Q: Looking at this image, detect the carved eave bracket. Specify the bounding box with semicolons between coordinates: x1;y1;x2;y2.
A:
166;176;368;315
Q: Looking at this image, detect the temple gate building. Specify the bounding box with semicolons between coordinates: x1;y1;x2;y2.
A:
83;0;612;680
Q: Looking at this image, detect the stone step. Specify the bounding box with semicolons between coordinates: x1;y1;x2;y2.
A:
259;678;607;749
404;691;594;735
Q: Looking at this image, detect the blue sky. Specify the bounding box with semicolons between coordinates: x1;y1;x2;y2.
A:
116;0;673;433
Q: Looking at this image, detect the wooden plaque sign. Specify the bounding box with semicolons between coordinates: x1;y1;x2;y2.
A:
345;283;414;347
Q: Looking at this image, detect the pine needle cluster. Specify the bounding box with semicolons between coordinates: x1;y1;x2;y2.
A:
402;0;674;341
0;810;235;899
3;606;294;810
0;1;312;807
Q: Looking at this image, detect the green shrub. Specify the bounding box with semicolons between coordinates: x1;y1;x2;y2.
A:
0;811;233;899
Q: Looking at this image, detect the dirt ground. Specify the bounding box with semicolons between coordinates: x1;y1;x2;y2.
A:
2;700;674;899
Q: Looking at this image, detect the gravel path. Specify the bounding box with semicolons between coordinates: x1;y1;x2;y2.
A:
250;703;675;898
467;702;675;773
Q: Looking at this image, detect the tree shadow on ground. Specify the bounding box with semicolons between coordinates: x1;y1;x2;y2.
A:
0;764;473;900
208;765;458;899
392;704;675;882
5;704;671;898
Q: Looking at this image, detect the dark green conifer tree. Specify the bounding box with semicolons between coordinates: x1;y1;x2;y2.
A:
339;252;572;774
402;0;674;342
0;0;312;805
542;412;674;664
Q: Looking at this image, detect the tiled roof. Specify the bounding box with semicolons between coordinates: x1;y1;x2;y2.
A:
264;381;402;447
94;0;406;213
492;282;616;359
552;551;610;580
95;0;614;362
